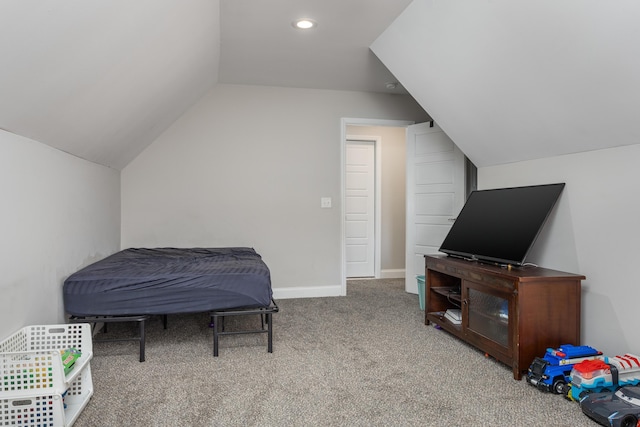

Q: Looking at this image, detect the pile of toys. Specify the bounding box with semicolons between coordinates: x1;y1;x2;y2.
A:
526;344;640;426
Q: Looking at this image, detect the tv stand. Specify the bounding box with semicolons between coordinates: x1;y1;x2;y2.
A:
425;255;584;380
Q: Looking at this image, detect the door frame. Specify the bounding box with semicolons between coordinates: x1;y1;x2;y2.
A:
345;136;381;279
340;118;415;295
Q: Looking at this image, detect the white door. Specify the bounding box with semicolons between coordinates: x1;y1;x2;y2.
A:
345;141;375;277
405;122;466;293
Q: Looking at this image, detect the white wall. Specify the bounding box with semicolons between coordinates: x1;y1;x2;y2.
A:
121;84;428;298
0;130;120;340
346;125;406;276
479;143;640;356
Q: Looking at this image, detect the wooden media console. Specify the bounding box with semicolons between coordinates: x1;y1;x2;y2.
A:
424;255;584;380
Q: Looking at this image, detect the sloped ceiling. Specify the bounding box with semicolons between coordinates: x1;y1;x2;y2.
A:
0;0;413;170
372;0;640;168
0;0;220;170
6;0;639;171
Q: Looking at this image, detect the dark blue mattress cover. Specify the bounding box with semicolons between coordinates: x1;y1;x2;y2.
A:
63;247;273;316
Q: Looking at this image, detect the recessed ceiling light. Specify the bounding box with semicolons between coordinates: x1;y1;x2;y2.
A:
293;19;317;30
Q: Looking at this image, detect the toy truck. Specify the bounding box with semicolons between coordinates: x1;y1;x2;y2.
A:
526;344;602;394
568;353;640;401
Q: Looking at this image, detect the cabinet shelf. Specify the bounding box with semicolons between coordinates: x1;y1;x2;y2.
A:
430;287;462;305
426;311;462;334
425;255;584;380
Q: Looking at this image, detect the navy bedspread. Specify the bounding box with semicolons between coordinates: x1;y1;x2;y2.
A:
63;247;273;316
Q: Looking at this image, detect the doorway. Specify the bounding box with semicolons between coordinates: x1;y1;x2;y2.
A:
341;118;415;295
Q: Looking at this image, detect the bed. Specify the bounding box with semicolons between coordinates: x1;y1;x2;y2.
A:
63;247;278;360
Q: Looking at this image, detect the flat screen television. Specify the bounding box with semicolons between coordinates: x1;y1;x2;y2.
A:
438;183;565;266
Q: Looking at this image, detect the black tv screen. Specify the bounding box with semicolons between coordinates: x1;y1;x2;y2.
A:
438;183;565;266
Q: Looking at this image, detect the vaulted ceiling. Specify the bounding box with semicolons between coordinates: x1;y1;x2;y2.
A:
373;0;640;168
2;0;638;171
0;0;411;170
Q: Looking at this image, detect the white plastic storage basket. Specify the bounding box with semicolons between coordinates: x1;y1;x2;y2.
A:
0;324;94;427
1;393;66;427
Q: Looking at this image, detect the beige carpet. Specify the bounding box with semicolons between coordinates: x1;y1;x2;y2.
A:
74;279;598;426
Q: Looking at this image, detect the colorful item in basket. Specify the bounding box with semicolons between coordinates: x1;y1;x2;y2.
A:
60;347;81;375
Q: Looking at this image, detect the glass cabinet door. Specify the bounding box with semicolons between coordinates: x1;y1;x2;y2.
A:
466;287;510;348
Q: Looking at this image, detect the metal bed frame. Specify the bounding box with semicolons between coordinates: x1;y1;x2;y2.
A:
69;315;150;362
210;299;279;357
69;299;279;361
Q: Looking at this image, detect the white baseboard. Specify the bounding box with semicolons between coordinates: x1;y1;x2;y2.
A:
272;273;405;300
379;269;405;279
273;285;344;300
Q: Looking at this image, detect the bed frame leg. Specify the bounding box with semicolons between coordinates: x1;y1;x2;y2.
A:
69;315;148;362
209;299;278;357
139;318;146;362
213;313;220;357
267;312;273;353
